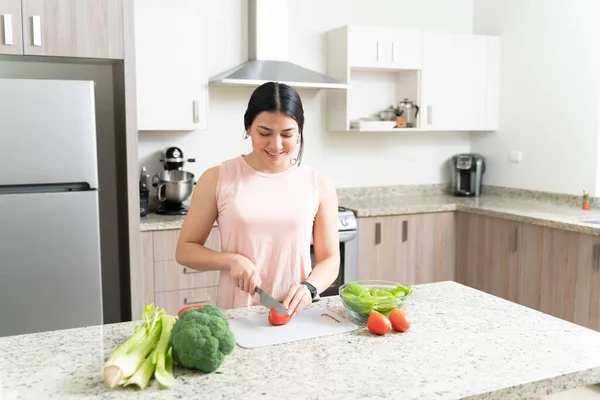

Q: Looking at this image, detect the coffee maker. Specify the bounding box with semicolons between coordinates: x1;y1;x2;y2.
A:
450;154;486;197
153;147;196;215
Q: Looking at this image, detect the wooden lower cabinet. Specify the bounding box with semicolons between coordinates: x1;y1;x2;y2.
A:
132;226;221;320
357;212;455;286
455;211;600;332
154;287;219;317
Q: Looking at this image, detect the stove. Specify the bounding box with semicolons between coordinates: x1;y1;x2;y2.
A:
338;206;357;232
310;206;358;299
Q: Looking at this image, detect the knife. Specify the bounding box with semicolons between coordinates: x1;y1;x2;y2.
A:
255;286;289;316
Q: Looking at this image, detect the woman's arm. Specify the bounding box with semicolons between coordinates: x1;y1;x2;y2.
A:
305;173;341;293
175;166;234;271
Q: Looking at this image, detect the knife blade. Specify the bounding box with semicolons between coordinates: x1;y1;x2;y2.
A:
255;286;289;316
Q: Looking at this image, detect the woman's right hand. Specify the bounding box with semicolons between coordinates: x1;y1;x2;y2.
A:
229;254;262;296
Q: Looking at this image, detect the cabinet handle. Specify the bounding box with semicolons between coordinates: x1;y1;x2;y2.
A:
512;227;518;252
375;222;381;244
392;41;398;63
593;244;599;271
32;15;41;46
193;100;200;123
427;105;433;125
184;297;209;305
2;14;13;45
376;40;383;62
182;267;201;275
402;220;408;242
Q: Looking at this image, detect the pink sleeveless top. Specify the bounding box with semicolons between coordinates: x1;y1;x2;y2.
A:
214;155;320;309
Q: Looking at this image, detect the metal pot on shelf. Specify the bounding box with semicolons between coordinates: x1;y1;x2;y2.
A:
397;98;420;128
152;170;195;203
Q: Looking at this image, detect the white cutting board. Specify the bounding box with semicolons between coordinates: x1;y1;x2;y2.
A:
228;306;359;348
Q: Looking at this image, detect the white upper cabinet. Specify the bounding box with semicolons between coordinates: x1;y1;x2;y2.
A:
347;26;422;70
420;32;500;131
134;0;207;131
325;25;500;133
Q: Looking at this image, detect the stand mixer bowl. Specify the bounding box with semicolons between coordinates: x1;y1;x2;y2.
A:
154;170;195;203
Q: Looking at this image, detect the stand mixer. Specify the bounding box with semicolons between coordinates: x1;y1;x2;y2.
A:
152;146;196;215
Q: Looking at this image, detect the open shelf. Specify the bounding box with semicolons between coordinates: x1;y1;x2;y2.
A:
326;67;422;132
349;127;440;132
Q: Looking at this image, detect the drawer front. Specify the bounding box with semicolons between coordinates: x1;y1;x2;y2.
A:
154;287;219;316
154;260;220;292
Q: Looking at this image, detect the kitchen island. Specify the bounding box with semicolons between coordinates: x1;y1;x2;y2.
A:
2;281;600;400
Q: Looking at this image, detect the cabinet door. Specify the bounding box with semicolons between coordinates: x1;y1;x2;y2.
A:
405;212;455;284
348;26;421;70
0;0;22;55
131;232;155;320
455;213;518;300
21;0;124;59
516;223;544;310
455;212;482;289
134;0;207;131
574;234;600;331
540;228;579;323
357;216;407;282
420;32;492;131
348;26;389;68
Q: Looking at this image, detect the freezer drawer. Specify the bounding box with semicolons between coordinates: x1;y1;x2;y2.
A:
0;78;99;188
0;190;103;337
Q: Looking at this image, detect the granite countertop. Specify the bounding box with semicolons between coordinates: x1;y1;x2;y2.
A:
2;281;600;400
140;213;217;232
340;193;600;235
141;192;600;235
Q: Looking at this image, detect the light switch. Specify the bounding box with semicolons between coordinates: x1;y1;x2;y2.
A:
508;150;522;163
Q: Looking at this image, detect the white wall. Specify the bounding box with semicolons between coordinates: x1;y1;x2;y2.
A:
138;0;474;190
472;0;600;196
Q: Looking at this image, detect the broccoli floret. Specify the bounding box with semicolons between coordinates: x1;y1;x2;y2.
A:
171;305;236;373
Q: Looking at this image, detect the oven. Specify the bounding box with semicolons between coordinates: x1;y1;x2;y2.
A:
310;207;358;298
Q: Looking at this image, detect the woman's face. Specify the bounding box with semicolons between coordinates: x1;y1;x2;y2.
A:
247;111;300;168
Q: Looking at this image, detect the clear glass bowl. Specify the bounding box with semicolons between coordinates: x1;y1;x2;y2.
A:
338;280;412;323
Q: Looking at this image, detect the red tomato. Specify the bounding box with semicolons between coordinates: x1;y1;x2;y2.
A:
177;305;203;318
367;312;392;335
268;308;291;326
389;310;411;332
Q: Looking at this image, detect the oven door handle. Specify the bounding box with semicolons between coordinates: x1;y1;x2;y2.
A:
339;231;358;243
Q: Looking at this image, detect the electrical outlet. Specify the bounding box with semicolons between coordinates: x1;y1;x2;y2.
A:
509;150;522;163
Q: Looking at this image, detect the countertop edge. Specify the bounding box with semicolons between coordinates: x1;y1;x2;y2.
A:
140;197;600;236
466;366;600;400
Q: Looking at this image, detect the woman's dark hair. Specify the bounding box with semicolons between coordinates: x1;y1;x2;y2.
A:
244;81;305;165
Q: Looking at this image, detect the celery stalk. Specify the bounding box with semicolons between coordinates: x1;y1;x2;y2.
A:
153;315;177;388
103;304;165;388
165;347;174;377
124;354;156;390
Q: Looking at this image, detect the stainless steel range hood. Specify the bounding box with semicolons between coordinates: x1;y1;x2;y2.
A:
209;0;348;90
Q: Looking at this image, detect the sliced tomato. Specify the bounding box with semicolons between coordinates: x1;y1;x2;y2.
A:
268;308;291;326
177;305;203;318
367;311;392;335
389;310;411;332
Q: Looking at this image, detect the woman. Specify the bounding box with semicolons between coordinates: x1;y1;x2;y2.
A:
175;81;340;317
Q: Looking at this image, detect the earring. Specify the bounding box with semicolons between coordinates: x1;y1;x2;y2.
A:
290;157;298;166
244;132;249;139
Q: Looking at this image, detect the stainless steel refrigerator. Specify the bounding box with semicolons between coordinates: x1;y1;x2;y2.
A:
0;78;104;337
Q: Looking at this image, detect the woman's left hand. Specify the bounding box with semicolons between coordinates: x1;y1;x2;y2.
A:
282;283;312;317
